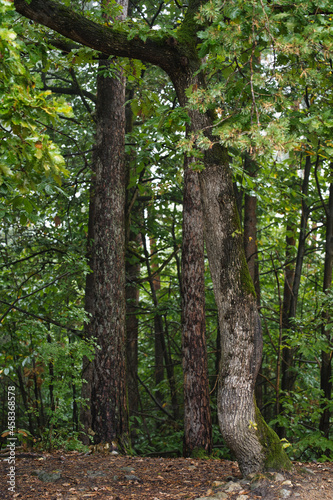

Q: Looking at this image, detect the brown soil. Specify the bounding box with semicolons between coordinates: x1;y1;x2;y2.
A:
0;451;332;499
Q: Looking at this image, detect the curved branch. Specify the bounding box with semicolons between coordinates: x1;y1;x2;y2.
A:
14;0;183;74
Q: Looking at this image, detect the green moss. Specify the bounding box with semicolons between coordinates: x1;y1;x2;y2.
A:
255;403;292;472
190;447;210;459
175;5;203;59
240;250;256;297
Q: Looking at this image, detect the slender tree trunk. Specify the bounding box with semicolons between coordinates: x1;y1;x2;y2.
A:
125;231;140;418
150;237;165;403
281;155;311;394
276;224;296;438
80;180;95;445
143;235;179;417
243;155;262;408
125;81;140;420
182;161;212;456
319;178;333;438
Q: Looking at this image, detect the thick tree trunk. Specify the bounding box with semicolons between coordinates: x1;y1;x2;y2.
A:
199;159;290;475
319;179;333;438
182;161;212;457
88;57;129;446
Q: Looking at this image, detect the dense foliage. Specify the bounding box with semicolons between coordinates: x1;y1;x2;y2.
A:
1;0;333;462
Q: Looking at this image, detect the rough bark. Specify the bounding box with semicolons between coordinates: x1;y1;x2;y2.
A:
319;179;333;438
80;0;130;447
87;57;129;446
199;155;290;475
125;232;140;418
80;180;95;445
243;156;262;409
182;161;212;457
276;224;296;438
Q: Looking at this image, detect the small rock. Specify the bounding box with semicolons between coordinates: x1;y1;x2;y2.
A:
195;497;222;500
274;473;285;482
224;481;242;493
279;488;292;498
120;466;135;473
34;471;62;482
86;471;106;477
236;496;249;500
195;497;217;500
212;480;225;487
215;493;228;500
124;474;141;482
281;480;292;486
303;467;316;475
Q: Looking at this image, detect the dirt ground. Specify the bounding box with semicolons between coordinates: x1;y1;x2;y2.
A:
0;451;333;499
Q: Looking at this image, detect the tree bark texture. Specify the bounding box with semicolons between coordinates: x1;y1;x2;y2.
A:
319;179;333;438
243;156;260;302
125;232;140;418
80;180;95;444
182;161;212;456
88;59;129;446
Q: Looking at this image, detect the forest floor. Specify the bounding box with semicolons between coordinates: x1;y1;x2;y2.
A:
0;450;333;499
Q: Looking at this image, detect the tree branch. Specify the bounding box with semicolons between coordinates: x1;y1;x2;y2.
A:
14;0;184;74
0;299;83;335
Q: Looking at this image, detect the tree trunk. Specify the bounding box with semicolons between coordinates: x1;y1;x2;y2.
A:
319;178;333;438
243;155;262;409
80;180;95;445
182;161;212;457
276;224;296;438
125;231;140;418
199;158;290;475
125;81;140;421
88;56;129;447
281;155;311;394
